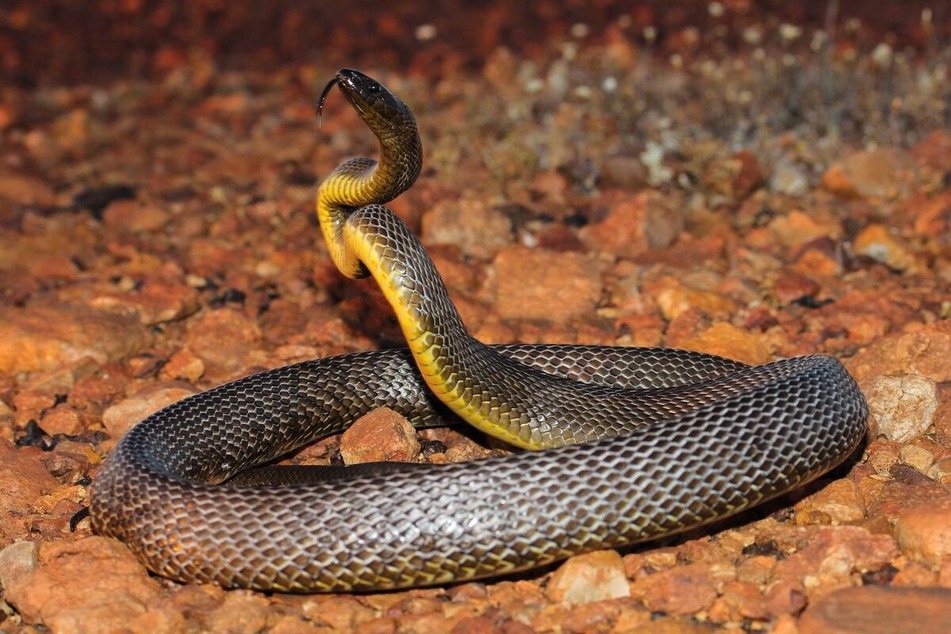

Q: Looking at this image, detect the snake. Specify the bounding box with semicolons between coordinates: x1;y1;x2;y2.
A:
90;68;869;593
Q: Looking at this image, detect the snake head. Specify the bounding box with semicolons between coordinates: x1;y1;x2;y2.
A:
320;69;416;142
317;68;423;204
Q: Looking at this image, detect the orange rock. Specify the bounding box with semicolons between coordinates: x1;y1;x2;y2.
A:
418;427;491;463
740;306;779;332
821;148;916;200
492;246;601;324
339;407;421;465
912;190;951;240
534;598;624;633
847;320;951;384
892;560;939;588
39;403;83;436
703;150;764;201
645;276;737;322
795;479;866;524
731;150;766;199
896;498;951;567
0;214;99;272
835;311;892;347
635;234;729;268
353;616;398;634
0;102;15;130
735;555;776;586
90;278;201;325
184;307;263;374
791;247;841;277
421;195;514;258
0;303;150;374
0;440;59;544
820;164;859;198
707;580;770;623
165;575;226;617
101;199;170;233
485;580;547;626
101;383;198;438
614;311;666;348
863;375;937;443
770;272;821;306
0;541;38;589
867;465;949;522
545;549;630;605
800;587;951;634
600;155;649;191
675;322;772;366
853;223;921;273
865;439;901;475
3;537;181;634
941;559;951;589
932;384;951;439
664;307;713;347
267;615;327;633
11;389;58;427
533;224;586;252
205;591;270;633
768;210;840;247
609;603;653;631
0;170;57;206
899;444;935;475
770;526;897;602
910;129;951;172
632;563;719;616
580;190;684;258
29;255;81;283
195;92;250;116
69;369;129;412
764;579;807;616
531;169;569;204
159;347;205;382
929;457;951;485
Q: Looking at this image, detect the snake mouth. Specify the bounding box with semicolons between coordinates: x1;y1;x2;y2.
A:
317;69;377;126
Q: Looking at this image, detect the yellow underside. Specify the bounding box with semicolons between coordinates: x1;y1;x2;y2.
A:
340;216;543;451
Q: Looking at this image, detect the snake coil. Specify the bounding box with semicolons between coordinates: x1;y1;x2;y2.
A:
90;69;868;592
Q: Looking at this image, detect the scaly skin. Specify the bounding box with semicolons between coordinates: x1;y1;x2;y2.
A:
89;68;869;592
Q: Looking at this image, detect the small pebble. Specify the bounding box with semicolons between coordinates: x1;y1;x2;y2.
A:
579;190;684;258
899;445;935;475
800;586;951;634
545;550;630;605
854;223;920;273
0;541;39;590
821;148;914;200
864;375;937;443
795;479;865;524
896;498;951;566
101;384;198;438
631;563;719;616
339;408;421;465
492;246;601;325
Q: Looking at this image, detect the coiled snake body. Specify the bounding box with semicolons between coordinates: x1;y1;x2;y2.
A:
91;69;868;592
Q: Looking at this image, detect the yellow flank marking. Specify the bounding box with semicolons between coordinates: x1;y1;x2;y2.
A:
334;219;545;451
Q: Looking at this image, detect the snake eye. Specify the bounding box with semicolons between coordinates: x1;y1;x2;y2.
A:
367;81;382;94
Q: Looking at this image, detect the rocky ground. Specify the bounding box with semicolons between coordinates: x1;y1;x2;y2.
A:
0;1;950;633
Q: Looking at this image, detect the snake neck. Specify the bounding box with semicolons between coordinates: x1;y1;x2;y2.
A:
341;204;485;404
317;125;422;280
344;204;468;341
